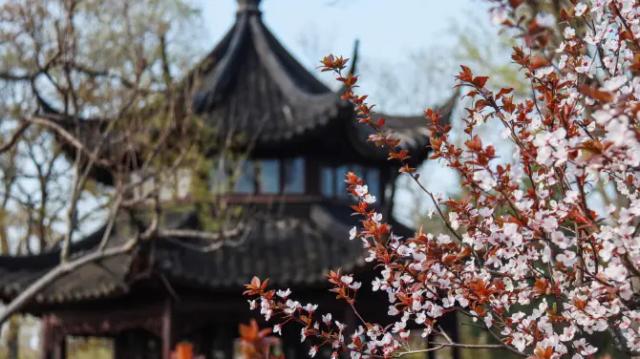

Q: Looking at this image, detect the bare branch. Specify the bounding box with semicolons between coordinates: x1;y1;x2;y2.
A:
23;115;112;167
0;122;30;154
0;237;138;325
395;342;510;357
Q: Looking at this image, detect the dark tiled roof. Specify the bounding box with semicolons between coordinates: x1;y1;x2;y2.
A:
0;228;133;304
186;1;456;158
188;4;342;144
348;91;458;164
155;205;365;288
0;203;392;306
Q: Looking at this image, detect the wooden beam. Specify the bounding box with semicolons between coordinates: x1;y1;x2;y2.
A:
162;298;174;359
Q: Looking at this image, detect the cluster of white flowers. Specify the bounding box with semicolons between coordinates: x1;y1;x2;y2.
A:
351;0;640;356
354;184;376;204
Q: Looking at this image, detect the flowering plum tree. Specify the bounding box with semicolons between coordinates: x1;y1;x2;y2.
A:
245;1;640;357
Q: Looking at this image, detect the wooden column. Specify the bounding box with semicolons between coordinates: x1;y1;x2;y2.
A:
218;323;233;359
41;316;51;359
306;160;320;195
162;299;174;359
381;168;396;218
53;338;66;359
439;313;460;359
198;325;214;359
40;315;66;359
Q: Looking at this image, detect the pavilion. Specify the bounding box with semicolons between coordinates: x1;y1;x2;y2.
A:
0;1;456;358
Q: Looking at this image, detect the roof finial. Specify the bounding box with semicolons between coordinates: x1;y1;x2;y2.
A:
237;0;262;13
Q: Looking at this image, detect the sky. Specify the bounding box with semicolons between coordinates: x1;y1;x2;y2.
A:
192;0;488;65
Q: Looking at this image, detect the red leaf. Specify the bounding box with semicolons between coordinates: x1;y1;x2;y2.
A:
458;65;473;82
465;135;483;151
530;56;550;69
473;76;489;88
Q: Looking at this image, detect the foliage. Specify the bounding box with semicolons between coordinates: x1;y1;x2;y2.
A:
245;0;640;358
0;0;202;255
237;319;285;359
0;0;212;356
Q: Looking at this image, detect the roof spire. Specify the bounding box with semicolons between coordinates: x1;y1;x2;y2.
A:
237;0;261;13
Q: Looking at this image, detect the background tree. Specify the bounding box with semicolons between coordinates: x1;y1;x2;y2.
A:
0;0;251;357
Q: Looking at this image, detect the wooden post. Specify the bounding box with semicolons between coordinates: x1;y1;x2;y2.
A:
162;299;174;359
41;316;51;359
306;160;320;195
381;168;396;218
53;338;66;359
40;315;63;359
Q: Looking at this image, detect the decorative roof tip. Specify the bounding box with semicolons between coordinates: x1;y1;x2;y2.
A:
237;0;262;13
348;39;360;76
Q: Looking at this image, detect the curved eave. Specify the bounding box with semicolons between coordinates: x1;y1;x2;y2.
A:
346;90;458;164
34;95;137;185
34;89;186;186
0;226;135;307
0;210;193;308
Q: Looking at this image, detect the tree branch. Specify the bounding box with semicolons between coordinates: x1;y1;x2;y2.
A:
23;115;112;167
0;237;137;325
395;342;508;357
0;123;30;154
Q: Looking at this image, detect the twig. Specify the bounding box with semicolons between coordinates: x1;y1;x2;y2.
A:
395;342;507;357
0;123;30;154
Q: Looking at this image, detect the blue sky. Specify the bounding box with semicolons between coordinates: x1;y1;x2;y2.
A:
193;0;486;62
